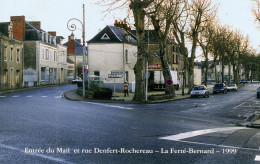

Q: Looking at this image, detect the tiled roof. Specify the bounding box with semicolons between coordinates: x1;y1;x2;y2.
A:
88;25;137;45
63;40;86;56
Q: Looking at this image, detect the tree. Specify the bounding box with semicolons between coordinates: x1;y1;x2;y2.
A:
252;0;260;23
98;0;154;102
147;0;185;96
187;0;217;92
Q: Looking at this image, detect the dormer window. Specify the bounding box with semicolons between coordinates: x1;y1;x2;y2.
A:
101;33;110;40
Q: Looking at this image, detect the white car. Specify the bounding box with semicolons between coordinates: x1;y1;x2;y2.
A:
227;84;238;91
72;77;82;84
190;86;209;98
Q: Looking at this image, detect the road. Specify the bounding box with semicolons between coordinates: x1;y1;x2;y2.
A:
0;84;260;164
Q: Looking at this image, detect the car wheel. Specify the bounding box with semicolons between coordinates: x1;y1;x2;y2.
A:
213;91;216;94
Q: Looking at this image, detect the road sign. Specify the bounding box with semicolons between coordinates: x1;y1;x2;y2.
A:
108;74;123;78
148;64;161;70
111;70;125;74
166;79;173;86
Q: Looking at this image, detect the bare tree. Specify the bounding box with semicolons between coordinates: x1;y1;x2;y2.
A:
187;0;217;92
252;0;260;23
147;0;185;97
97;0;154;102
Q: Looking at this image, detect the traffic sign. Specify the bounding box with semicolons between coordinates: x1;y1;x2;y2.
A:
111;70;125;74
166;79;173;86
108;74;123;78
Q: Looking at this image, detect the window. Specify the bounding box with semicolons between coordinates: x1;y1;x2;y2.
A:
45;49;49;60
10;46;13;61
94;71;100;76
4;71;8;84
54;51;57;62
41;48;45;59
17;48;20;63
125;71;129;82
125;49;128;63
4;45;7;61
101;33;110;40
16;72;20;84
172;54;175;64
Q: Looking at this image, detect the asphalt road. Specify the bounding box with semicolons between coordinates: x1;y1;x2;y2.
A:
0;84;260;164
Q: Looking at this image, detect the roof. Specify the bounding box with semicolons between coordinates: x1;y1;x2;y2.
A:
63;39;86;56
88;25;137;45
67;57;74;64
131;30;174;44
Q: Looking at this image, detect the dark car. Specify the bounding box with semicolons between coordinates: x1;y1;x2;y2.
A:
257;87;260;98
213;83;227;94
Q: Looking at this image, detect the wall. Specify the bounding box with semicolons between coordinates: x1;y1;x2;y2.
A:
0;36;23;90
88;43;137;91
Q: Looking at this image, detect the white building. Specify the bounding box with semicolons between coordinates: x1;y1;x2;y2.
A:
88;25;137;91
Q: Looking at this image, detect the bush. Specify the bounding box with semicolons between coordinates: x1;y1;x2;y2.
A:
93;88;113;99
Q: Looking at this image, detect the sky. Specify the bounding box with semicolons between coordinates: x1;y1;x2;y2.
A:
0;0;259;53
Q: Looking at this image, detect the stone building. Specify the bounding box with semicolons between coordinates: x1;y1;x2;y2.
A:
10;16;67;87
0;22;23;90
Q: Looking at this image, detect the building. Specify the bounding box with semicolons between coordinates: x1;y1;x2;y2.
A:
88;24;137;92
130;29;181;89
0;22;23;90
64;33;87;79
10;16;67;87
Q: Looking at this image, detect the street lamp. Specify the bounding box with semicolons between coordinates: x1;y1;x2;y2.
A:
67;4;87;98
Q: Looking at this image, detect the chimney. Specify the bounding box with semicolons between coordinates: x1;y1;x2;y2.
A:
75;39;81;43
11;16;25;41
68;33;75;54
48;31;56;36
29;21;41;29
114;18;131;32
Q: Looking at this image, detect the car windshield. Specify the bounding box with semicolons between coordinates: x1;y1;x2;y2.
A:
228;84;235;87
214;84;224;87
193;86;205;90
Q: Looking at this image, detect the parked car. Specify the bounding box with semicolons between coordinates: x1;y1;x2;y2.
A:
190;85;209;98
257;87;260;98
213;83;227;94
72;77;82;84
227;84;238;91
240;79;248;84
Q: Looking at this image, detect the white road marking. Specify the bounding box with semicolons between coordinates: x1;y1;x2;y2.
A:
84;102;133;110
255;155;260;161
159;127;246;141
41;96;48;98
26;96;33;97
12;95;19;97
0;143;74;164
0;96;6;98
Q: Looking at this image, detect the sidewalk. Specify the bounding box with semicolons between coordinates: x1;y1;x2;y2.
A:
64;88;191;104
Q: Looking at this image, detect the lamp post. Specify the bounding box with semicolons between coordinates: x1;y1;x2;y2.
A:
67;4;87;98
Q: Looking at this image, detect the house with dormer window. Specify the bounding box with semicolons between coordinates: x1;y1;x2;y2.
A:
0;22;23;90
88;23;137;92
9;16;67;87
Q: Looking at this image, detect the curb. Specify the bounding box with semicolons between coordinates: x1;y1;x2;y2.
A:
246;113;260;128
63;90;191;104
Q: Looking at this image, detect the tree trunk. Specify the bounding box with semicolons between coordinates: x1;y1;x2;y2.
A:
188;36;197;93
159;42;175;97
228;61;231;84
130;2;147;102
221;53;225;83
205;51;209;87
214;58;218;83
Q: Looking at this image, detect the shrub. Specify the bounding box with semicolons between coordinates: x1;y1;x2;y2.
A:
93;88;113;99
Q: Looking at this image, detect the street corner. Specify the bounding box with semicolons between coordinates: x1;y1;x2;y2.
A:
246;113;260;128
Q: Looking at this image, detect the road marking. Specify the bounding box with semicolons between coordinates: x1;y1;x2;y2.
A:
255;155;260;161
12;95;19;97
26;96;33;97
159;127;246;141
0;96;6;98
41;96;48;98
84;102;134;110
0;143;74;164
